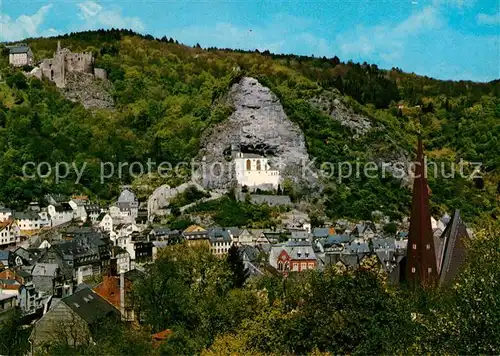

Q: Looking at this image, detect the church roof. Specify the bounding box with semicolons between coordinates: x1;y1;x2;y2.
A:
437;210;469;286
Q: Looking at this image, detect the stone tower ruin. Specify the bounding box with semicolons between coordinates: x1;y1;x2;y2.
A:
38;41;106;88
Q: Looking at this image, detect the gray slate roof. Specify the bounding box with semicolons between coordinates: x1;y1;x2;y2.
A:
8;45;31;54
31;263;59;277
372;238;396;250
13;211;40;220
324;234;352;246
62;288;119;325
313;228;330;238
0;250;11;261
226;227;242;237
239;245;259;262
343;242;370;254
208;228;232;243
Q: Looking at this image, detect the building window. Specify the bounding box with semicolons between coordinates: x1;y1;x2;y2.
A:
256;160;261;171
246;160;251;170
412;244;417;250
411;267;416;273
426;244;430;250
428;267;432;273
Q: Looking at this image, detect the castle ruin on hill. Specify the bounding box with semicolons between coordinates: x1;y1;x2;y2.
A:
35;41;107;88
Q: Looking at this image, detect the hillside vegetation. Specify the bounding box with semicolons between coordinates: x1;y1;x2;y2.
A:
0;29;498;222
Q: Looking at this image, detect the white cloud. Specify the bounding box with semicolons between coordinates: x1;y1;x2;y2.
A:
76;1;145;32
476;12;500;25
432;0;476;9
336;6;441;62
0;4;53;41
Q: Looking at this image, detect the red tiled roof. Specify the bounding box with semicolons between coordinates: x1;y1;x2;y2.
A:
0;284;21;290
152;329;172;341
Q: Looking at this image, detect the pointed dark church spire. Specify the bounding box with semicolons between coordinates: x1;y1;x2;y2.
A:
405;137;438;288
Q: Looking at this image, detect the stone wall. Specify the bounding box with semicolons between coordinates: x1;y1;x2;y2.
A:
94;68;107;79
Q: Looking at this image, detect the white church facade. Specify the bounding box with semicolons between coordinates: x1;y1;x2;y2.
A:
234;152;281;190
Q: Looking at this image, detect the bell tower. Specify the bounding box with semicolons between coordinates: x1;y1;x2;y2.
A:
405;137;438;288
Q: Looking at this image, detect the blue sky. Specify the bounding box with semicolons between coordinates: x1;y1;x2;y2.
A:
1;0;499;82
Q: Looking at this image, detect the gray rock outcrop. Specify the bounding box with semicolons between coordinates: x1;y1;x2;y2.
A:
147;182;207;220
309;92;372;135
196;77;318;189
62;72;114;110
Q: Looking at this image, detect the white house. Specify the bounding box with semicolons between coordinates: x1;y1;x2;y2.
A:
96;213;113;232
8;45;34;67
235;229;256;246
0;220;19;248
47;203;74;226
0;208;13;222
111;188;139;224
68;199;88;221
116;236;136;261
112;246;131;274
208;228;233;257
14;211;47;234
115;223;142;238
234;152;280;190
85;205;101;223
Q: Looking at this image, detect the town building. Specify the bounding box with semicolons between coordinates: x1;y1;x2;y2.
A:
29;288;120;350
0;219;19;248
114;187;139;223
112;246;131;274
13;211;48;236
96;212;113;232
47;203;75;226
7;44;34;67
0;207;13;222
269;240;317;273
183;225;209;246
93;269;144;323
0;293;17;312
149;227;183;245
30;263;64;297
38;231;111;286
239;245;264;276
208;228;232;256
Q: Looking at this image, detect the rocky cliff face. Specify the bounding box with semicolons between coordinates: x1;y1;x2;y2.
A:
309;91;372;135
196;77;317;189
62;72;114;110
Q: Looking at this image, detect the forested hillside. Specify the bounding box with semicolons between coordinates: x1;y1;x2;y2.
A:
0;29;498;221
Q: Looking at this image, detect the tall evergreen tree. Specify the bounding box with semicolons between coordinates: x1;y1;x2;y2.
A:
227;245;249;288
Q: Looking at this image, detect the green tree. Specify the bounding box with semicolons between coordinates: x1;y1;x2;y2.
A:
227;245;249;288
0;309;31;356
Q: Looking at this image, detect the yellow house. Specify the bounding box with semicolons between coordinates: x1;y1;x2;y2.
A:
182;225;209;247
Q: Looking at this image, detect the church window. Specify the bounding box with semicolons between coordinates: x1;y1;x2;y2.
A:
256;160;261;170
246;160;251;170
